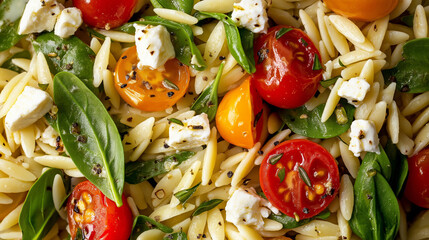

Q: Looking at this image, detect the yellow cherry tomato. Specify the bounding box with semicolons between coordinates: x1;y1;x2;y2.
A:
324;0;399;22
216;77;267;149
115;46;190;112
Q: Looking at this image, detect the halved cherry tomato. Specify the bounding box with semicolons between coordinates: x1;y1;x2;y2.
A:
260;139;340;220
73;0;137;29
115;46;190;112
404;147;429;208
252;26;323;109
324;0;399;22
67;181;133;240
216;77;267;149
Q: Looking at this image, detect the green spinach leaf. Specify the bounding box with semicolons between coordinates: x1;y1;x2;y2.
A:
130;215;173;240
349;147;400;240
119;17;206;71
269;209;330;229
192;199;223;216
0;0;27;51
151;0;194;14
163;232;188;240
191;62;224;121
19;168;69;240
1;50;31;73
33;33;98;94
125;151;195;184
279;100;355;139
383;38;429;93
53;72;124;206
385;141;409;196
194;12;256;73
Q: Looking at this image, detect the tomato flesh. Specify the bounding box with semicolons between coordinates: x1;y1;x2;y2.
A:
67;181;133;240
404;147;429;208
73;0;137;29
115;46;190;112
252;26;323;109
260;139;340;219
324;0;399;22
216;77;266;149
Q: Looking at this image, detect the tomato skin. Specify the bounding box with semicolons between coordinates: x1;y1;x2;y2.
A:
404;148;429;208
260;139;340;220
115;46;190;112
252;26;323;109
67;181;133;240
324;0;399;22
216;77;267;149
73;0;137;29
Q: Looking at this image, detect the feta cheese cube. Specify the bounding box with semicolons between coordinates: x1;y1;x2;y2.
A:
54;7;83;38
134;24;175;70
349;120;380;157
166;113;210;150
337;77;370;106
225;187;278;230
231;0;270;33
5;86;53;132
18;0;62;35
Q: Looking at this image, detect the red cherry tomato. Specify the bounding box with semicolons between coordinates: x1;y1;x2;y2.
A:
260;139;340;220
216;77;267;149
324;0;399;22
73;0;137;29
252;26;323;109
67;181;133;240
404;147;429;208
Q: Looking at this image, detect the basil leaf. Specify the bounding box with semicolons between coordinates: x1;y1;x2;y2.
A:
269;209;330;229
192;199;223;216
174;183;201;204
320;76;341;88
53;72;124;206
19;168;69;240
383;38;429;93
119;17;206;71
152;0;194;14
279;100;355;139
278;168;286;183
0;0;27;51
269;153;283;165
276;27;293;39
349;147;400;240
1;50;31;72
125;151;195;184
191;62;225;121
130;215;173;240
33;32;98;94
385;141;409;196
194;12;256;73
163;232;188;240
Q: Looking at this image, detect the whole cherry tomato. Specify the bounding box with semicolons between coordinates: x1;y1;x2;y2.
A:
216;77;267;149
67;181;133;240
252;26;323;109
73;0;137;29
324;0;399;22
260;139;340;220
115;46;190;112
404;147;429;208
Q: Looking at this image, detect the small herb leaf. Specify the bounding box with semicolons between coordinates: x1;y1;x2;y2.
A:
298;166;312;188
130;215;173;240
163;79;180;91
312;54;322;71
38;83;49;91
276;28;293;39
163;232;188;240
192;199;223;216
174;183;201;204
339;58;346;67
269;153;284;165
320;76;341;88
168;118;184;126
278;168;286;183
300;37;308;47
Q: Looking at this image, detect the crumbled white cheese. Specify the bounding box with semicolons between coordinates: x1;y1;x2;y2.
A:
349;120;380;157
54;7;82;38
5;86;53;132
134;24;175;70
225;187;278;230
166;114;210;150
337;77;371;106
18;0;62;35
40;125;59;147
231;0;270;33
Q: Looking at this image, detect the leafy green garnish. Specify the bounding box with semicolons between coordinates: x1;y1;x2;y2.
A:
168;118;184;126
192;199;223;216
54;72;124;206
276;28;293;39
0;0;27;51
269;153;283;165
269;209;331;229
38;83;49;91
298;166;312;188
278;168;286;183
163;232;188;240
174;183;201;204
1;50;31;73
130;215;173;240
163;79;180;91
320;76;341;88
191;62;224;121
383;38;429;93
151;0;194;14
312;54;323;71
339;58;346;67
